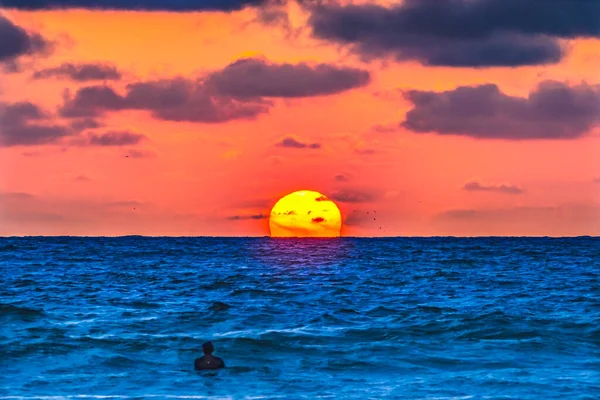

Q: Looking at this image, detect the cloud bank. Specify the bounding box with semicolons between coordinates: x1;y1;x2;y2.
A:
276;137;321;149
401;81;600;139
0;16;49;64
1;0;267;11
33;63;122;81
309;0;600;66
463;181;524;194
60;58;370;123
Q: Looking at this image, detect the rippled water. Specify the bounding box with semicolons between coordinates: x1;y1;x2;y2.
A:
1;237;599;399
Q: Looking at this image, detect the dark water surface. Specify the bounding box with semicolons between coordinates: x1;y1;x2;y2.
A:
1;237;599;399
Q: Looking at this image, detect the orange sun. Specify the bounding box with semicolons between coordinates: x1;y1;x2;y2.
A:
269;190;342;237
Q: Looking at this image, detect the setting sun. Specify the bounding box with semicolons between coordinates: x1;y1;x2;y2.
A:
269;191;342;237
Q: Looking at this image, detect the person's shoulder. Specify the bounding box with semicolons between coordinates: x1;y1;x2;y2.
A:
214;356;225;367
194;356;206;368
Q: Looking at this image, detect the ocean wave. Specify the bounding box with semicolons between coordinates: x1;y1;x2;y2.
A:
208;302;231;312
0;304;45;321
1;236;598;398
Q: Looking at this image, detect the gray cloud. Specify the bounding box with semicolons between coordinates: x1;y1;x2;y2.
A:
308;0;600;66
206;58;370;98
60;79;270;122
87;131;146;146
401;81;600;139
334;174;348;182
343;209;379;227
60;86;127;118
0;101;73;146
227;214;268;220
0;101;145;147
463;181;524;194
2;0;267;11
0;16;49;63
33;63;121;81
69;118;104;131
59;58;369;123
127;78;271;123
276;137;321;149
331;189;377;203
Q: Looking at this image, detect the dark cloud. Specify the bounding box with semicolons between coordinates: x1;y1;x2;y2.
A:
60;80;270;122
463;180;524;194
401;81;600;139
1;0;267;11
228;214;268;220
0;101;73;146
343;210;376;227
334;174;348;182
60;86;127;118
206;58;370;98
311;216;325;223
33;63;121;81
331;189;377;203
309;0;600;66
124;78;272;123
1;101;46;124
315;195;331;202
271;209;297;215
276;137;321;149
59;58;369;123
1;124;71;147
0;101;145;148
0;16;50;63
87;131;146;146
69;118;104;131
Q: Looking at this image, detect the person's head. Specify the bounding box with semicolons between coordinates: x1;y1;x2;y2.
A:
202;341;214;355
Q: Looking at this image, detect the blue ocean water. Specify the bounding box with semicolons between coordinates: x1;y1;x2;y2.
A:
0;237;599;399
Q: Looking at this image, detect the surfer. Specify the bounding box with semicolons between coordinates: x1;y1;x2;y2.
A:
194;341;225;370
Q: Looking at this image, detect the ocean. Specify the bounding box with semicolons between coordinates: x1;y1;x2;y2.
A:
0;237;598;399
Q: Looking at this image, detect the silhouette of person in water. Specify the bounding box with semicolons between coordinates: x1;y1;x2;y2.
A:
194;341;225;370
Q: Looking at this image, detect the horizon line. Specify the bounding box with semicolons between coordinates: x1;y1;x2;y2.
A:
1;235;598;239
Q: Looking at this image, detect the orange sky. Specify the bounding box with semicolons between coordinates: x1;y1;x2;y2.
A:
1;1;599;236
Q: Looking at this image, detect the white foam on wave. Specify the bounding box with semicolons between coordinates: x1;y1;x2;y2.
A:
212;327;310;338
213;324;353;339
60;319;98;326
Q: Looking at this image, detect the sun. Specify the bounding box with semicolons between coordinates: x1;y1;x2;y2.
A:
269;190;342;237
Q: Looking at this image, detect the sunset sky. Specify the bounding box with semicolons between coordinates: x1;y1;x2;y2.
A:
1;0;599;236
